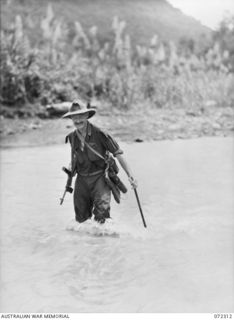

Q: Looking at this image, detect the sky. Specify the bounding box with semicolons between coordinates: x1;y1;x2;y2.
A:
167;0;234;30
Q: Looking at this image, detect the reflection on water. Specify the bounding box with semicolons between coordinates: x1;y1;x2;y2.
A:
0;137;234;312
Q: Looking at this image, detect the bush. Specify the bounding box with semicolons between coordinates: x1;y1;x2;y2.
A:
1;4;233;112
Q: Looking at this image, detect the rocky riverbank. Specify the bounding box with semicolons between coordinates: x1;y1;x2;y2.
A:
0;106;233;148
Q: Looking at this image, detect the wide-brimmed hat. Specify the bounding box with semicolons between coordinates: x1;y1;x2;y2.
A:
62;99;96;119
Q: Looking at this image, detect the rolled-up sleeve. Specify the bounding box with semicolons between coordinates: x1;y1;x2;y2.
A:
99;130;123;157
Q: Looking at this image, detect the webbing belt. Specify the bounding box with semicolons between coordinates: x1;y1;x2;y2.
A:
78;169;104;177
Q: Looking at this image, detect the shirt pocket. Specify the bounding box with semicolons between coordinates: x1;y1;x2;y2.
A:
87;142;103;162
72;148;83;166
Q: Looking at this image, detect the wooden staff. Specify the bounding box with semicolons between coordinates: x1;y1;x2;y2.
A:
133;188;147;228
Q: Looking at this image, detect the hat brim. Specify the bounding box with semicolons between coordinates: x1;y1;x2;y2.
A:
62;109;96;119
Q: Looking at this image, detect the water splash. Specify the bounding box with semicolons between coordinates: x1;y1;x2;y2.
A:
65;217;156;240
66;219;120;237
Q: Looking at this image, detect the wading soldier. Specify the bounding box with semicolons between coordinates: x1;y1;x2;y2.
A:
62;99;137;224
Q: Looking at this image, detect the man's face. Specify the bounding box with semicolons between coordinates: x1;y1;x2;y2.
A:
71;113;88;131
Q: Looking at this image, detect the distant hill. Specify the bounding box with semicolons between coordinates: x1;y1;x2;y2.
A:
2;0;211;45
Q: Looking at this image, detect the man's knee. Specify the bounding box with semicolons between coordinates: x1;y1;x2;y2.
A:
75;206;92;223
93;197;111;221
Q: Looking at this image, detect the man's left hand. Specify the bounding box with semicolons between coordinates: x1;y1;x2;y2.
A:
128;176;138;189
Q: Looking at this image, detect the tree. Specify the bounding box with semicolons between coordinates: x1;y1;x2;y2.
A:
213;15;234;71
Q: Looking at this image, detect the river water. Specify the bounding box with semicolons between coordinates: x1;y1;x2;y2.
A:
0;137;233;313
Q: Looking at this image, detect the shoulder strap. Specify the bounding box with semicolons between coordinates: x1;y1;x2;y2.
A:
75;130;106;162
85;141;106;161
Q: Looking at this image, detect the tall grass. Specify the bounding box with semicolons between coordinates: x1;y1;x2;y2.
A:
0;4;233;111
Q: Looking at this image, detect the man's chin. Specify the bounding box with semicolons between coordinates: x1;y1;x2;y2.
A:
75;124;85;130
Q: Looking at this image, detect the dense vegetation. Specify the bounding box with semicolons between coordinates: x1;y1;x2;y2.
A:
0;3;233;116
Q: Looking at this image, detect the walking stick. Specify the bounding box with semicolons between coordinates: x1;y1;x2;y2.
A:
133;188;147;228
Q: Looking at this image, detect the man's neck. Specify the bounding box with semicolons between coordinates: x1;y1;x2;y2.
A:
76;122;87;138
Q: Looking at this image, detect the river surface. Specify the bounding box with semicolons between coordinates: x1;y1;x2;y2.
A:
0;137;233;313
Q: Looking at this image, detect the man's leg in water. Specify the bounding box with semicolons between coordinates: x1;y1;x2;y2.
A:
73;176;93;223
91;175;111;223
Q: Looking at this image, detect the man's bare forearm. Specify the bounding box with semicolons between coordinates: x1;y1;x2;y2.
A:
116;154;133;177
116;154;138;188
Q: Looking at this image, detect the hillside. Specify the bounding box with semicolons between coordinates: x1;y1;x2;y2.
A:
2;0;211;45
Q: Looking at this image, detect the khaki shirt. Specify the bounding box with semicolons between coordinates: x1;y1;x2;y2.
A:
65;122;123;176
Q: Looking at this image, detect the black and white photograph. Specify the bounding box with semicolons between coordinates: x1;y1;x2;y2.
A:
0;0;234;317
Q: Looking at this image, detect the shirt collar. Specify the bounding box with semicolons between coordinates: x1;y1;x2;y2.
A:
87;121;92;137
